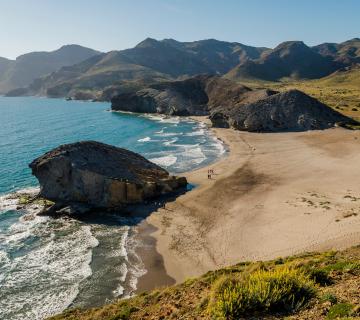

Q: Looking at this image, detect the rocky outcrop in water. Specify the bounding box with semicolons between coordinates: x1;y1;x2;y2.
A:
210;89;357;132
29;141;187;213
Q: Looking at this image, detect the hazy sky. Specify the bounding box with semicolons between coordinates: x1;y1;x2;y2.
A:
0;0;359;59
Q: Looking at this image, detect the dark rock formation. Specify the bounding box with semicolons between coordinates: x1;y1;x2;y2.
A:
29;141;187;212
111;75;357;132
210;89;357;132
111;75;252;116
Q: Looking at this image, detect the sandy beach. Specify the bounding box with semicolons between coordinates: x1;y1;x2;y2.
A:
138;121;360;285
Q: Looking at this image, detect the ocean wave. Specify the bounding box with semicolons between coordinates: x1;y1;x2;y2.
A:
137;136;151;142
0;215;99;320
185;146;206;165
124;233;146;295
149;155;178;167
163;137;178;146
185;128;205;136
0;187;40;212
141;114;180;125
210;135;227;155
112;262;128;297
155;127;167;134
155;132;181;137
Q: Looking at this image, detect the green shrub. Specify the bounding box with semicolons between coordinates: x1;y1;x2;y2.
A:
322;261;360;274
326;303;355;319
321;292;338;305
110;306;131;320
306;267;332;286
210;266;315;319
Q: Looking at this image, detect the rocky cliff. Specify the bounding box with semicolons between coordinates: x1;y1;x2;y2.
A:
111;75;357;131
111;75;252;115
210;89;357;131
29;141;187;213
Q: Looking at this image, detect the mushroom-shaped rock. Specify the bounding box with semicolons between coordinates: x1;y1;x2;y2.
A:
29;141;187;209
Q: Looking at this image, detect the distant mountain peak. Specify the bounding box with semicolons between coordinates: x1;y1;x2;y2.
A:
58;44;94;50
273;40;308;51
0;44;101;93
135;38;161;48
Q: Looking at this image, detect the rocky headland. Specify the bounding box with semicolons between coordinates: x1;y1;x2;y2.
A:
210;89;356;131
111;75;252;116
29;141;187;214
111;75;357;131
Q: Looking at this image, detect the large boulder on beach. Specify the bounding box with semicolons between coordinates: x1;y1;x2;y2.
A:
210;89;357;132
29;141;187;210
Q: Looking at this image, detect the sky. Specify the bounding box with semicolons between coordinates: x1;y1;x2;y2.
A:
0;0;359;59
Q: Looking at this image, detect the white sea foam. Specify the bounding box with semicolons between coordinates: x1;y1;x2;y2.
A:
155;127;166;134
149;155;178;167
0;211;99;320
186;146;206;165
155;132;180;137
0;187;40;212
213;141;226;155
124;233;147;295
185;128;205;136
210;133;227;155
163;137;178;146
137;136;151;142
141;114;180;124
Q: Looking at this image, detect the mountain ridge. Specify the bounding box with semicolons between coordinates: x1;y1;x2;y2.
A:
226;40;344;81
4;37;360;99
6;38;268;98
0;45;101;93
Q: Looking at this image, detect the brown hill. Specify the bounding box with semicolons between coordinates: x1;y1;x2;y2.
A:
210;89;357;131
313;38;360;65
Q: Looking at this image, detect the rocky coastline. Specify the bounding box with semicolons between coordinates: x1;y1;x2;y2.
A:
111;75;358;132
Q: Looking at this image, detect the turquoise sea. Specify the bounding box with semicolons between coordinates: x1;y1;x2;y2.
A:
0;97;225;320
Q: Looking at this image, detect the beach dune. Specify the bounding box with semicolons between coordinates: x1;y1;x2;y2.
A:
145;122;360;283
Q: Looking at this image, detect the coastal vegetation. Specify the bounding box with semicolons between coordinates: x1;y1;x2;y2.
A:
48;246;360;320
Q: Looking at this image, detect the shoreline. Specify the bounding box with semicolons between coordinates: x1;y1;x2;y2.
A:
140;121;360;284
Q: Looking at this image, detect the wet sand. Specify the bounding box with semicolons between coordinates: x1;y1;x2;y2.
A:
142;122;360;283
135;221;175;293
